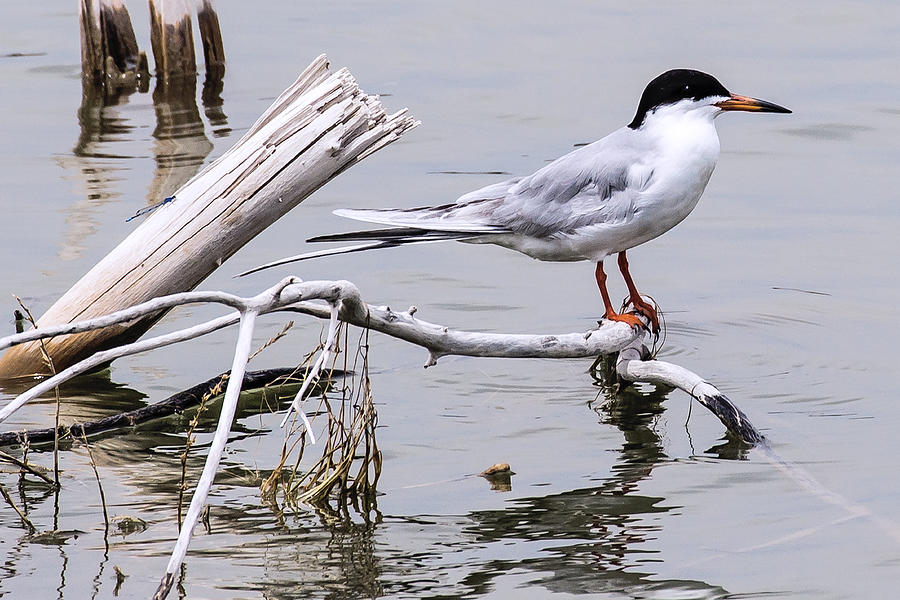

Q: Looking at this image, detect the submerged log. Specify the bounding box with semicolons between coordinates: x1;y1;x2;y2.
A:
0;367;336;447
0;56;418;378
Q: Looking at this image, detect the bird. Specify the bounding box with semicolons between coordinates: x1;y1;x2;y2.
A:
240;69;790;332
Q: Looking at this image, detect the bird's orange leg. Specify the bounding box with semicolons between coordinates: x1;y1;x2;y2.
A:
595;262;643;329
616;251;659;333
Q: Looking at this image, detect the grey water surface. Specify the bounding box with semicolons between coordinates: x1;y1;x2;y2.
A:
1;1;899;598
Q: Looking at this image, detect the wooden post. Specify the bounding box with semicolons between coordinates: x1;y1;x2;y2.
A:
79;0;104;83
195;0;225;80
100;0;140;74
80;0;149;89
0;55;418;378
149;0;197;80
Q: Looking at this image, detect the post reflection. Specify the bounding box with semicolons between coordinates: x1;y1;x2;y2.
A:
61;83;140;262
63;71;225;262
201;73;230;138
148;75;214;204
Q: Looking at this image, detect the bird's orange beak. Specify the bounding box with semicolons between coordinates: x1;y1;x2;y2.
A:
715;94;791;114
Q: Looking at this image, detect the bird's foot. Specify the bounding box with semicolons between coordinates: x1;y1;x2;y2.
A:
601;309;645;330
625;296;660;334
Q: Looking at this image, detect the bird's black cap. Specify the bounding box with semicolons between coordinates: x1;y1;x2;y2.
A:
628;69;731;129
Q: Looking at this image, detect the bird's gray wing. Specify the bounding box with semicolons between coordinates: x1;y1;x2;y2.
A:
334;127;653;237
492;130;654;237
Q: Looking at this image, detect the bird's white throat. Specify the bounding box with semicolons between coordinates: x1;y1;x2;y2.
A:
641;100;721;203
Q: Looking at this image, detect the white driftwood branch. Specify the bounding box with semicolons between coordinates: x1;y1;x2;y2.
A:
0;55;418;378
0;277;304;424
0;292;247;352
616;339;763;444
0;278;756;441
0;313;238;424
0;278;645;428
0;282;644;426
283;285;642;366
282;302;340;427
154;310;257;600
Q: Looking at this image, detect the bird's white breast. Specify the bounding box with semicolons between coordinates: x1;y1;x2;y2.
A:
642;105;721;217
574;107;721;261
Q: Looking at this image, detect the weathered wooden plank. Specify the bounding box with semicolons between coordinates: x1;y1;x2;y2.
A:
100;0;140;73
0;56;418;377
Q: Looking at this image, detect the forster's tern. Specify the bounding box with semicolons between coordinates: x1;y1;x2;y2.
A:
241;69;790;332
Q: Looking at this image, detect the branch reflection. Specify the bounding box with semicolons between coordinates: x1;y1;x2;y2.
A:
415;385;733;598
1;362;745;598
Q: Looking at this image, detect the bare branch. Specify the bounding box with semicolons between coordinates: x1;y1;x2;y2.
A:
154;310;258;598
281;302;340;427
1;278;759;443
616;339;763;444
284;281;643;363
0;278;642;425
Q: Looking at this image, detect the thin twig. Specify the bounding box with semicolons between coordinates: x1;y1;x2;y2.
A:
282;303;340;426
178;375;227;529
248;321;294;362
78;429;109;549
0;449;55;486
14;297;62;488
0;480;35;533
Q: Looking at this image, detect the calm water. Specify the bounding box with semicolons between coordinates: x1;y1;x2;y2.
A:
2;1;900;598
